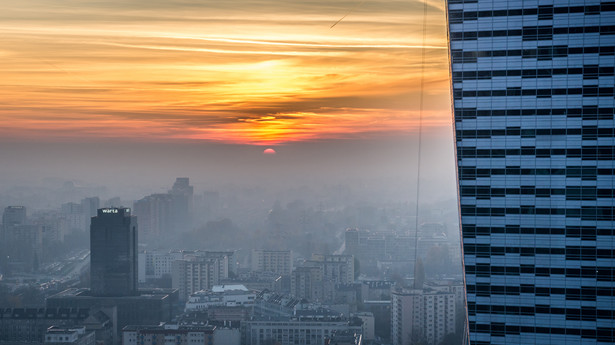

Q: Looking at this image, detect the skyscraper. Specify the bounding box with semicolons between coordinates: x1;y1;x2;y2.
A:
448;0;615;344
90;207;138;296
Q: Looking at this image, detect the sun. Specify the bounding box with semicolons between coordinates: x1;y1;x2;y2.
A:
263;148;276;155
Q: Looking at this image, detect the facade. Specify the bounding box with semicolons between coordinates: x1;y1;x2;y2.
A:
448;0;615;343
0;308;91;343
133;193;172;240
242;318;362;345
46;288;178;345
45;326;96;345
122;324;214;345
251;249;293;275
172;257;220;301
90;208;138;297
311;254;355;285
391;289;456;345
185;284;255;311
291;266;324;302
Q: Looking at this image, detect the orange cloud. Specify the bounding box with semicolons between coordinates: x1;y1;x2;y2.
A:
0;0;451;145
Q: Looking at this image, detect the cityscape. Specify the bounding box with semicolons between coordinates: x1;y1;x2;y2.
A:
0;0;614;345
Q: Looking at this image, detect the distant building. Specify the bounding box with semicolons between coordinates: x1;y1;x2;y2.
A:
291;266;324;302
46;288;178;345
90;208;138;297
251;249;292;275
169;177;194;233
242;314;362;345
133;194;172;240
2;206;27;232
0;308;90;343
185;285;255;312
172;257;220;301
45;326;96;345
311;254;354;285
354;312;374;341
122;324;214;345
391;288;456;345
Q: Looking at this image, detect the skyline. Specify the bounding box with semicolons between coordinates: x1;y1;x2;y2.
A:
1;0;451;145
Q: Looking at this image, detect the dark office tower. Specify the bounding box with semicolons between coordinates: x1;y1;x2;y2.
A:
448;0;615;344
90;208;138;297
169;177;193;232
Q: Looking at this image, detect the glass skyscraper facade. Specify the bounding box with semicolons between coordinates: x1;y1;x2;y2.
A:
447;0;615;343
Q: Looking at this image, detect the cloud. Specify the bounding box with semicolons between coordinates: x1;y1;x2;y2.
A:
0;0;451;145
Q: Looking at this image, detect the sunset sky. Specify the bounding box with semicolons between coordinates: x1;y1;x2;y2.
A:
1;0;451;145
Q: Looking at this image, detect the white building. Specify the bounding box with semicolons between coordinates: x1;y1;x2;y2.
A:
45;326;95;345
172;257;220;301
391;288;456;345
242;318;362;345
122;324;216;345
354;312;375;341
251;249;292;275
185;284;256;311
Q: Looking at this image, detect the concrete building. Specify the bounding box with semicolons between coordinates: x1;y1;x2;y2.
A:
172;257;220;301
354;312;375;341
122;324;214;345
90;208;138;297
133;194;172;240
185;284;255;311
448;0;615;343
291;266;324;302
0;308;91;343
242;315;362;345
391;288;456;345
251;249;292;275
46;288;178;345
45;326;96;345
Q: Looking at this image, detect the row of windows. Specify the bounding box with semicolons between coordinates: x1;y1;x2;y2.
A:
452;46;615;63
467;285;613;299
465;264;614;280
453;86;615;99
450;25;615;41
456;127;615;139
468;304;613;321
454;107;614;119
461;224;610;238
470;322;613;340
457;146;615;159
449;4;615;22
460;186;615;201
460;205;615;220
451;66;615;81
460;166;613;177
464;244;614;259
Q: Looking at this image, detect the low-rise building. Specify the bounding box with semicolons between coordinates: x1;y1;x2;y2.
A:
185;285;255;311
45;326;96;345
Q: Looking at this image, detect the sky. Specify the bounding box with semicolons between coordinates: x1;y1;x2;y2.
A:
0;0;451;145
0;0;456;204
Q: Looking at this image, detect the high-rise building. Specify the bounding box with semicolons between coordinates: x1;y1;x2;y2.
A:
448;0;615;343
171;257;220;301
90;208;138;297
251;249;293;275
391;288;456;345
169;177;194;232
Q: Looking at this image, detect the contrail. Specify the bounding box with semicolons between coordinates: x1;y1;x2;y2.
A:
331;0;366;29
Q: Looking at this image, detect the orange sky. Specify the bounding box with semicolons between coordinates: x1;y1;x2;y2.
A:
0;0;451;145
